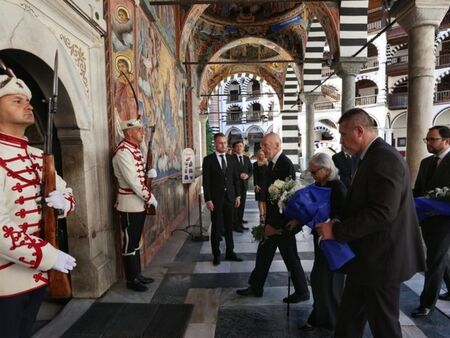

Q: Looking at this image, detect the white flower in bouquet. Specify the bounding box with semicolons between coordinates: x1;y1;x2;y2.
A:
426;186;450;202
268;178;303;213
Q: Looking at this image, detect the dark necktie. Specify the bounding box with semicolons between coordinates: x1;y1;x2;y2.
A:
239;156;244;166
220;154;227;174
268;160;274;171
426;156;439;184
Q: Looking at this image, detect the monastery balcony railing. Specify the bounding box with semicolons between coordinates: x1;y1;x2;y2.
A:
314;101;340;111
361;57;379;71
388;93;408;109
226;94;242;103
436;53;450;68
355;94;378;106
246;112;262;122
322;66;335;77
226;114;243;125
434;90;450;103
368;20;382;32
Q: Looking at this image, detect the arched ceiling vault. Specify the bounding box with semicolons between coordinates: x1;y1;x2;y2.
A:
180;2;341;108
199;37;300;98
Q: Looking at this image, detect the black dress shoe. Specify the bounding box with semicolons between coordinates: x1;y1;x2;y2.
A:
242;220;248;224
283;292;310;303
299;323;314;331
411;306;433;318
438;292;450;301
213;256;220;266
233;227;244;233
236;287;263;297
225;253;243;262
137;274;154;284
126;278;148;292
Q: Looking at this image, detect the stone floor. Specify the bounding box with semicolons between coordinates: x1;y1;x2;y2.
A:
33;194;450;338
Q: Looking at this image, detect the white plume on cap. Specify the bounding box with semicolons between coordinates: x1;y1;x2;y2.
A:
0;75;32;100
120;118;144;130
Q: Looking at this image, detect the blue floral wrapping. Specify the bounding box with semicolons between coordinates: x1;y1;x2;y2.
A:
284;184;355;270
414;197;450;222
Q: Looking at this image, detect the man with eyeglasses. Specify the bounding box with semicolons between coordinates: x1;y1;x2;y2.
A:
112;119;158;292
412;125;450;318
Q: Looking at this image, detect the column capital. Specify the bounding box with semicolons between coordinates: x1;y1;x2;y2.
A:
198;112;208;124
302;92;321;104
390;0;450;31
332;57;367;78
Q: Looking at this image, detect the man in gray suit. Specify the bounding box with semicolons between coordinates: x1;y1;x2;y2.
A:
412;125;450;317
317;108;425;338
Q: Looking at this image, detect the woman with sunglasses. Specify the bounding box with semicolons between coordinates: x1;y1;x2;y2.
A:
302;152;347;333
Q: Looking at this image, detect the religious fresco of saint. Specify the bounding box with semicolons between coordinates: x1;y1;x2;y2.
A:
136;9;184;180
110;0;137;141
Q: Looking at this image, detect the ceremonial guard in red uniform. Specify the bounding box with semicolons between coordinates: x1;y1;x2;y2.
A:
112;119;157;292
0;74;76;337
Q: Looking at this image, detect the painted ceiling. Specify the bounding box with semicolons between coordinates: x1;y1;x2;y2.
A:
179;2;340;103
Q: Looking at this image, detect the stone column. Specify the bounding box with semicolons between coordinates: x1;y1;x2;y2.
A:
303;93;321;164
391;0;450;179
332;57;367;114
199;112;209;159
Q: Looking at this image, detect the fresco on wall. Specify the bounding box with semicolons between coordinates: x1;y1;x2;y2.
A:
154;6;176;50
136;10;184;180
111;0;136;138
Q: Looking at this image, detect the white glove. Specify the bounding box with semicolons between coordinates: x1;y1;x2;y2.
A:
147;193;158;209
147;168;157;178
52;250;77;274
45;190;66;210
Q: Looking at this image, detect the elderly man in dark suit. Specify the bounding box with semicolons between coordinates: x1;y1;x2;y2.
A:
317;108;425;338
233;139;253;232
203;133;243;266
236;132;309;303
411;125;450;317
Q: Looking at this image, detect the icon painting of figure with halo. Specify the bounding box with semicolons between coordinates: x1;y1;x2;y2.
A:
112;5;133;51
114;55;138;121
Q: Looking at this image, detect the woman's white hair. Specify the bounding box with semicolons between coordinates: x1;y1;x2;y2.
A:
309;152;339;181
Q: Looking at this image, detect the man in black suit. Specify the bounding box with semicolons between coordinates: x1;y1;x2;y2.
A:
317;108;425;338
233;140;253;232
202;133;243;266
411;125;450;317
236;133;310;303
332;148;356;188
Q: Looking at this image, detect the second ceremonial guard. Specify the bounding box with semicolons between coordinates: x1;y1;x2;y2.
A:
112;118;158;292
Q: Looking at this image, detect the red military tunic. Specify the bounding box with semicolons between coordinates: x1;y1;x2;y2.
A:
0;132;74;297
112;139;151;212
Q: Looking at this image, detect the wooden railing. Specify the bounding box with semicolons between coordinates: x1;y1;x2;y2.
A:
355;95;377;106
388;93;408;109
368;20;382;32
436;53;450;68
314;101;340;111
226;114;243;125
434;90;450;103
361;57;379;70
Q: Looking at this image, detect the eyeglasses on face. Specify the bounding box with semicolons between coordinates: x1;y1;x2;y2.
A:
422;137;442;143
309;167;323;175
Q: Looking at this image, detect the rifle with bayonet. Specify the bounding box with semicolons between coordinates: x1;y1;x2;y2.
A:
42;51;71;297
